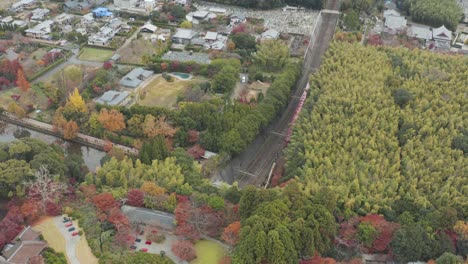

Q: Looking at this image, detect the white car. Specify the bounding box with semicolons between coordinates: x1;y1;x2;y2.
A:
241;76;246;83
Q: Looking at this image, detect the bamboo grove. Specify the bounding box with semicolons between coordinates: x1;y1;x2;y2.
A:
285;43;468;218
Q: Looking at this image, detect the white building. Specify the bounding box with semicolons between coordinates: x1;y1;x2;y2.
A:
433;25;452;49
10;0;36;11
31;8;50;21
25;20;54;39
261;29;280;39
407;25;432;41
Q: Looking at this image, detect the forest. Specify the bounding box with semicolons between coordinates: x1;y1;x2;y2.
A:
397;0;463;31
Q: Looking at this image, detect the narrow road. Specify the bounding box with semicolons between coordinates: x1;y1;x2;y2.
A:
54;216;80;264
216;0;341;187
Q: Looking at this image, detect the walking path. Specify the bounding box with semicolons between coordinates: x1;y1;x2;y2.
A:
0;113;139;155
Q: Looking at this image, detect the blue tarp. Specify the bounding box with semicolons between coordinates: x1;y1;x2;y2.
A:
92;7;112;17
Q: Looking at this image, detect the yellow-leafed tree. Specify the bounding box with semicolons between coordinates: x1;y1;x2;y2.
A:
65;88;87;113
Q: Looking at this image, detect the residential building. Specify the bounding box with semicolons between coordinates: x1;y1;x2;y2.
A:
140;23;157;33
172;28;198;44
25;20;54;39
192;10;209;20
204;31;218;42
261;29;280;39
81;13;95;25
208;7;226;14
0;226;47;264
113;0;139;9
191;37;206;47
119;68;153;88
95;90;130;106
407;25;432;41
12;20;28;27
88;34;111;46
31;8;50;21
64;0;91;11
384;15;407;32
92;7;112;18
10;0;36;12
54;13;74;25
230;13;246;25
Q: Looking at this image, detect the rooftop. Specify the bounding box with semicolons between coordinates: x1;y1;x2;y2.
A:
162;51;211;64
205;31;218;40
173;28;196;40
192;10;209;19
261;29;280;39
119;68;153;88
95;90;129;106
433;25;452;41
384;15;407;30
408;25;432;40
4;241;47;263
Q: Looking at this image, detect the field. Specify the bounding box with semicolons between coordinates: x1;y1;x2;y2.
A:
0;86;48;110
0;0;15;9
22;48;48;78
139;75;205;108
75;220;99;264
33;217;67;253
79;47;114;62
191;240;226;264
119;37;159;65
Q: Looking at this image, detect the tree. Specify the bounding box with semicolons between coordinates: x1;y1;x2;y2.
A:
142;115;176;138
435;252;462;264
393;89;414;108
63;120;79;139
180;20;192;28
16;68;30;92
391;224;432;263
172;240;196;261
254;40;289;71
358;222;378;247
343;10;360;31
98;108;126;132
26;166;67;213
140;181;166;196
409;0;462;31
127;189;145;207
231;32;256;50
212;66;239;94
65;88;87;113
20;199;40;222
93;192;118;213
170;5;186;19
7;102;26;118
222;221;241;246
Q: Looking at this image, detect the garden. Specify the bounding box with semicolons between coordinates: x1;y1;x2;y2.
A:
119;33;171;65
79;47;114;62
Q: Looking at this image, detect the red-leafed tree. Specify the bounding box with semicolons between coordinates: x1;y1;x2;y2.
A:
221;221;240;246
0;206;24;248
172;240;197;261
187;144;205;159
301;252;337;264
367;34;383;46
0;77;11;88
45;202;62;216
232;23;246;34
16;68;30;92
103;61;113;70
20;199;40;222
80;185;97;201
127;189;145;207
93;192;118;213
108;207;130;232
359;214;399;253
218;256;231;264
175;223;200;241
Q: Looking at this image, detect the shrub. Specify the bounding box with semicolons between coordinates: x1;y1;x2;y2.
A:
171;240;196;261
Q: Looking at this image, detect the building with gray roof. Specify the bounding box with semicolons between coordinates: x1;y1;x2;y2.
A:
95;90;129;106
172;28;198;44
119;68;153;88
261;29;280;39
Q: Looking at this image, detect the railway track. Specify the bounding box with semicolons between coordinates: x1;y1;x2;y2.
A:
218;0;341;188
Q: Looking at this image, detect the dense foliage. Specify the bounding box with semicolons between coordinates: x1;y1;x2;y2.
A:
398;0;463;31
286;42;468;218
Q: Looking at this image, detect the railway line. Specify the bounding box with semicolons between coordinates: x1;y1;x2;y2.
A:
217;0;341;188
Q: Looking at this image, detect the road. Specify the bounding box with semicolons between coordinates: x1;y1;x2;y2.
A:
54;216;80;264
216;0;341;188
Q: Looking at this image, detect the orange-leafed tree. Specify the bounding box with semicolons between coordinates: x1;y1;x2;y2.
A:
140;181;166;196
16;68;30;92
143;114;176;138
52;112;67;132
221;221;241;246
63;120;79;139
98;108;126;132
20;199;40;222
92;192;118;213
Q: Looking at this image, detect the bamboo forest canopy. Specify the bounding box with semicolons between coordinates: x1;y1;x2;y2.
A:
398;0;463;31
285;43;468;218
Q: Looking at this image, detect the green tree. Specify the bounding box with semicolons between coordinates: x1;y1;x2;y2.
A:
436;252;463;264
212;66;239;94
254;40;289;72
358;222;379;247
231;32;256;51
391;224;432;263
343;10;360;31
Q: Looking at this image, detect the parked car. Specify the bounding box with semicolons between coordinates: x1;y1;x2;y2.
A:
145;240;152;245
141;248;148;252
72;232;79;236
139;230;144;235
68;227;76;232
65;222;72;227
135;238;141;243
130;245;137;250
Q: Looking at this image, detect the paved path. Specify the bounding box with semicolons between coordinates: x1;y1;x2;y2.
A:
122;205;175;230
53;216;80;264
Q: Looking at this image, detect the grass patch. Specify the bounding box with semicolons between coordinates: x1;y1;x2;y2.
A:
191;240;226;264
79;47;113;62
75;220;99;264
139;75;204;108
33;217;66;254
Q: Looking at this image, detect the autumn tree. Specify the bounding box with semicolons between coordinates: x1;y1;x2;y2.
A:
143;115;176;138
93;192;118;213
222;221;241;246
140;181;166;196
63;120;79;139
20;199;40;222
98;108;126;132
65;88;87;113
172;240;197;261
16;68;30;92
127;189;145;207
7;102;26;118
26;166;67;214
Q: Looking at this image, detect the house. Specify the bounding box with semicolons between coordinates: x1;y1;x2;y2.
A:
119;68;153;88
383;9;400;17
25;20;54;39
433;25;452;49
384;15;407;32
140;23;157;33
64;0;91;11
92;7;112;18
81;13;95;25
1;226;47;264
30;8;50;21
261;29;280;39
95;90;130;106
54;13;74;25
1;16;14;24
110;54;121;61
192;10;209;20
88;34;111;46
407;25;432;41
175;0;188;6
210;40;225;50
12;20;28;27
191;37;205;47
172;28;198;44
204;31;218;42
10;0;36;12
230;13;246;25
